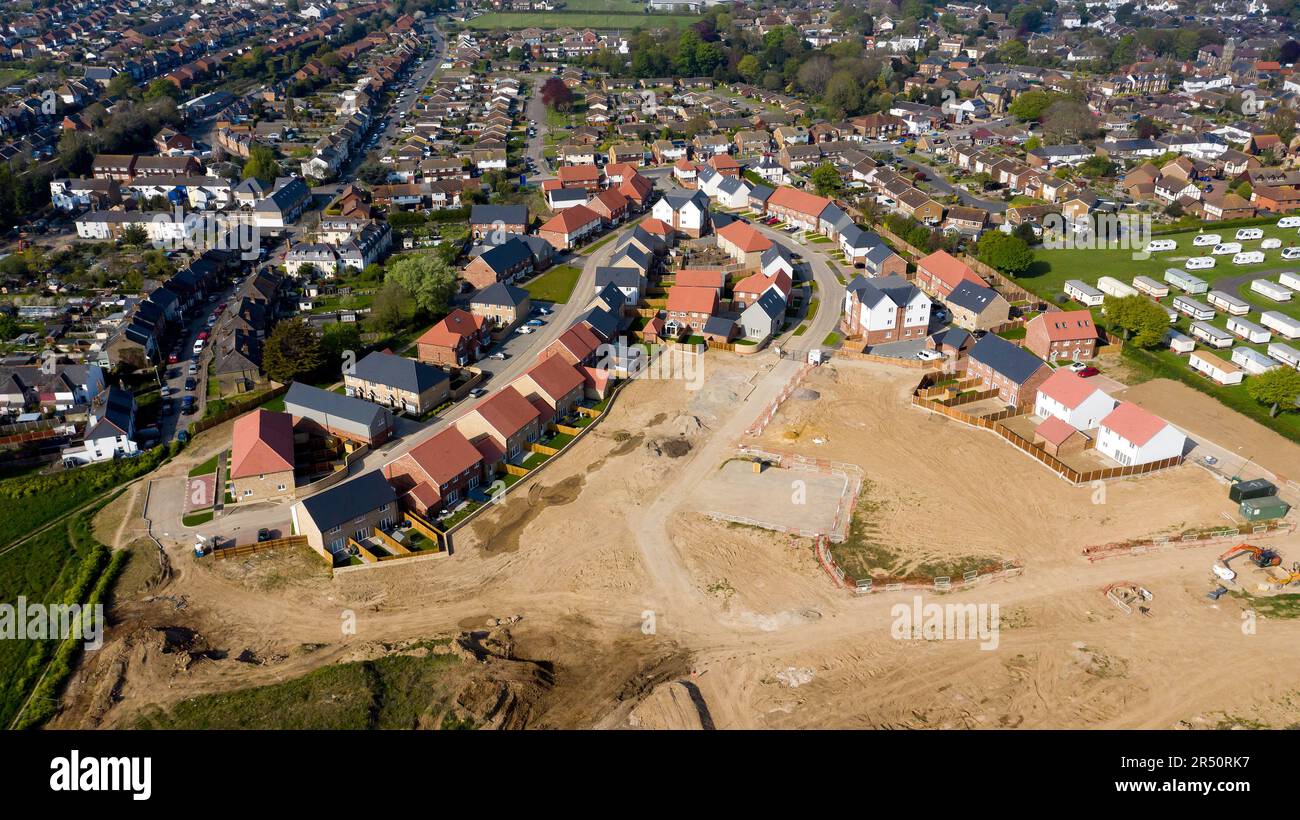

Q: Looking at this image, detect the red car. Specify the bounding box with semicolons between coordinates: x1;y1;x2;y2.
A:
1078;366;1100;378
167;352;179;364
197;330;209;341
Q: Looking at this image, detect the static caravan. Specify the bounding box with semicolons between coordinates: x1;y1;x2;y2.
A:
1189;350;1244;384
1173;295;1216;321
1097;276;1138;298
1190;321;1233;348
1251;278;1292;301
1207;289;1250;315
1278;216;1300;228
1150;299;1177;324
1261;310;1300;339
1279;271;1300;291
1226;315;1270;343
1164;268;1208;293
1185;256;1216;270
1064;279;1104;306
1267;341;1300;369
1232;346;1279;375
1166;329;1196;354
1133;275;1169;298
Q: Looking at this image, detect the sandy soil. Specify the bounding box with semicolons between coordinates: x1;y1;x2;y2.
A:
53;353;1300;730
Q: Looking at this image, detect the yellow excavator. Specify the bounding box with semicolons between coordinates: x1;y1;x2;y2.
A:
1267;562;1300;589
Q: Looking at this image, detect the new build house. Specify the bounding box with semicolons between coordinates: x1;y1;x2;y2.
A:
841;274;931;344
966;333;1051;407
291;470;398;560
1096;401;1187;466
229;409;296;502
344;351;450;416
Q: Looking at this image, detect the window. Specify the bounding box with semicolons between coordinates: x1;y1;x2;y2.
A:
379;503;390;512
329;525;341;534
277;484;286;491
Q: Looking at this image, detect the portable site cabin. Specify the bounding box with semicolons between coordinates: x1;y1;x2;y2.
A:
1261;310;1300;339
1189;349;1244;384
1097;276;1138;298
1164;268;1208;293
1207;289;1250;316
1174;295;1216;321
1229;479;1277;503
1240;496;1290;522
1190;321;1233;348
1231;346;1278;375
1133;275;1169;298
1166;329;1196;354
1064;279;1104;306
1226;315;1270;343
1268;341;1300;369
1251;278;1293;302
1281;271;1300;292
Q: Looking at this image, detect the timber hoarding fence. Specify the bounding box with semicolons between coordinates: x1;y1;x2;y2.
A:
910;374;1183;485
189;382;290;436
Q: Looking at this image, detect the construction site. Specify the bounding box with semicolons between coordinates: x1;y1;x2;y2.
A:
42;351;1300;730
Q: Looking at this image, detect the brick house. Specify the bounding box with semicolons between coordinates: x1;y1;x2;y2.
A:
915;250;984;299
416;309;490;367
665;285;720;335
965;334;1051;407
510;355;585;425
455;385;542;467
229;409;296;502
464;236;534;290
538;204;603;250
383;426;485;515
1023;310;1099;361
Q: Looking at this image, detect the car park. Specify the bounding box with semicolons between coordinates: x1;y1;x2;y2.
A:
184;377;197;391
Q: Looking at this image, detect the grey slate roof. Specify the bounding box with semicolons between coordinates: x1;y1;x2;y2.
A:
969;333;1046;384
352;351;448;394
284;382;391;429
471;282;530;308
945;280;1001;314
298;470;396;534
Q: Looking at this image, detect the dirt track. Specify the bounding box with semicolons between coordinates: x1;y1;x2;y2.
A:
56;354;1300;729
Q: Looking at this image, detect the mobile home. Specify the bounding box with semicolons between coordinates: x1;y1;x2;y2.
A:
1166;329;1195;354
1279;271;1300;291
1064;279;1104;306
1267;341;1300;369
1226;315;1270;343
1145;239;1176;253
1097;276;1138;298
1207;289;1250;315
1173;295;1215;321
1231;346;1279;375
1189;350;1244;384
1133;275;1169;298
1261;310;1300;339
1190;321;1233;348
1164;268;1208;293
1150;299;1177;324
1251;278;1292;302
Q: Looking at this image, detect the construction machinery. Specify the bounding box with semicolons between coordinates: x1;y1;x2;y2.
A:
1214;543;1283;582
1266;562;1300;590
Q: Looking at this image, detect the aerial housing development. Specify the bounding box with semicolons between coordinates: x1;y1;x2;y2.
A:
4;0;1300;761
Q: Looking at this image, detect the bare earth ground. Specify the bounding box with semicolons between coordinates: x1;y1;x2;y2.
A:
52;354;1300;730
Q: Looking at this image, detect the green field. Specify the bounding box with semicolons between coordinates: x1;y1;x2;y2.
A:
462;10;700;29
135;650;470;729
523;263;583;303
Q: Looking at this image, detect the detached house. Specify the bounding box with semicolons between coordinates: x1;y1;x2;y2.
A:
1024;310;1099;362
416;309;490;367
1096;401;1186;467
841;274;931;344
916;250;984;299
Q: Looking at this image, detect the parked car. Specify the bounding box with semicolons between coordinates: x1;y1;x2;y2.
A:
1077;366;1100;377
517;326;534;334
525;318;544;326
488;351;508;360
469;387;487;397
184;377;197;392
187;363;199;375
916;349;943;361
180;396;196;415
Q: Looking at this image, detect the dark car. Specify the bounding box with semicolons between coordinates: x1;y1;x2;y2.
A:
181;396;196;415
184;377;197;392
257;528;272;543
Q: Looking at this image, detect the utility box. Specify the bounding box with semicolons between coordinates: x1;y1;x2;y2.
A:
1240;495;1290;522
1229;478;1276;503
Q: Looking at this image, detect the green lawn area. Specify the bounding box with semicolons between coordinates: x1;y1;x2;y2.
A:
259;394;286;413
523;264;582;303
0;68;33;87
579;232;620;256
134;650;469;729
521;451;550;470
188;453;220;478
182;510;214;527
1022;219;1300;322
792;324;808;336
822;332;841;347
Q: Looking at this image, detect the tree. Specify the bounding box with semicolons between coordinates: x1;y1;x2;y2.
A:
242;145;280;186
372;280;408;332
976;231;1033;275
1008;89;1055;122
1102;295;1168;349
385;254;457;317
810;163;842;196
144;78;180;101
1248;367;1300;417
737;54;761;83
262;318;324;384
120;224;148;246
540;77;573;112
823;72;863;120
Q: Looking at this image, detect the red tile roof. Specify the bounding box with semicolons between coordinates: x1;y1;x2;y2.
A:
472;385;540;438
539;204;601;235
1034;414;1080;447
417;308;485;348
558;164;601;183
735;269;792;300
716;220;773;254
667;285;720;314
230;409;295;478
519;354;584;403
767;186;831;219
1030;310;1097;342
1037;368;1106;410
403;426;482;486
918;250;981;289
675;269;726;289
1100;401;1168;446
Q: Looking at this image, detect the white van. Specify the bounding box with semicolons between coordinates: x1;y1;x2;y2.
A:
1145;239;1177;253
1213;242;1242;255
1233;251;1266;265
1185;256;1217;270
1193;233;1221;247
1279;216;1300;228
1262;237;1282;249
1236;227;1264;241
